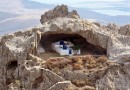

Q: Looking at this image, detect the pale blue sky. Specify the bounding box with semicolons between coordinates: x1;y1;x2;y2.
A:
31;0;130;16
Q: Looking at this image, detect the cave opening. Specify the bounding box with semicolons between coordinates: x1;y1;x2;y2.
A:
7;61;18;70
40;33;107;57
6;60;18;85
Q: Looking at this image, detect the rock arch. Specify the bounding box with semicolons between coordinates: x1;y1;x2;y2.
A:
40;32;107;55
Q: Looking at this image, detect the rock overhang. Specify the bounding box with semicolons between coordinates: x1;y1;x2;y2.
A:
0;4;130;90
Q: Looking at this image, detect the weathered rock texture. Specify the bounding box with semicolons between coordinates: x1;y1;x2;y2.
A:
119;25;130;36
96;63;130;90
0;5;130;90
40;5;79;24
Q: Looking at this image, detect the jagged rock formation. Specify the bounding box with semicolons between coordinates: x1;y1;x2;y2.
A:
96;63;130;90
40;5;79;24
0;5;130;90
119;25;130;36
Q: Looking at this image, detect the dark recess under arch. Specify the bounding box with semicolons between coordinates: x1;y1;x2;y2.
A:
40;33;107;55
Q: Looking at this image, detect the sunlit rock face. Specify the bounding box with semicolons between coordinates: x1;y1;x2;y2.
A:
40;4;79;24
0;5;130;90
118;25;130;36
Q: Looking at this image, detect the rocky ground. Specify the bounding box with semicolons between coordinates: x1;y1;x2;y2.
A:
0;5;130;90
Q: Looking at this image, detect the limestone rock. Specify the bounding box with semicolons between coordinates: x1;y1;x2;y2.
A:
118;24;130;36
96;64;130;90
0;5;130;90
40;5;79;24
31;68;64;90
106;23;120;31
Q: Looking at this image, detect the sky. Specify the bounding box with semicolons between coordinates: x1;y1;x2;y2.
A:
31;0;130;16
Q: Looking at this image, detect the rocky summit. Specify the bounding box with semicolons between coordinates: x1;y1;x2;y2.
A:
0;5;130;90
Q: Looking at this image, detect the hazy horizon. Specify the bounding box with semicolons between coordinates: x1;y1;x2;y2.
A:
0;0;130;35
31;0;130;16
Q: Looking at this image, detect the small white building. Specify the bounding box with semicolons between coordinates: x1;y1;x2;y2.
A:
51;41;81;56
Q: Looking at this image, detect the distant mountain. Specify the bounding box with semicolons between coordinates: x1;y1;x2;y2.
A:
0;11;19;21
0;15;41;35
0;0;130;35
0;14;44;35
69;7;130;25
0;0;52;35
112;15;130;25
21;0;54;9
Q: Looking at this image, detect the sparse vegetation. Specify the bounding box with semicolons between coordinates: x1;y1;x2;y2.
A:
44;55;109;72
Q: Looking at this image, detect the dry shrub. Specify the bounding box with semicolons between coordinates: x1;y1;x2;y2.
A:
85;63;97;69
71;57;83;64
73;63;84;70
83;55;96;64
89;60;96;64
83;55;97;69
45;57;72;69
96;62;104;68
96;56;108;63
